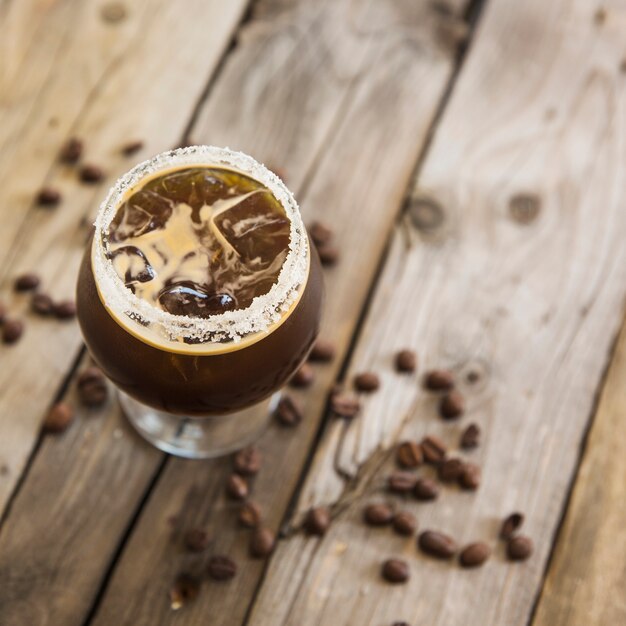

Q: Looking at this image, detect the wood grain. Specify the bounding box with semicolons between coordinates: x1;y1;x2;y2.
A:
248;0;626;624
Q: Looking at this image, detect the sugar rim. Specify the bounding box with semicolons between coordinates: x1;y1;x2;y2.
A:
92;145;308;344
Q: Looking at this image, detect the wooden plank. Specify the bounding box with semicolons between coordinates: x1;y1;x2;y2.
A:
0;0;249;514
87;0;471;624
532;317;626;626
248;0;626;624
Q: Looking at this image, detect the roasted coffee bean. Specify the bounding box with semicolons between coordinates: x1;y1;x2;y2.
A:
423;369;454;391
460;423;480;449
207;555;237;581
317;244;339;266
308;339;335;362
78;368;108;407
0;301;6;324
330;391;360;419
77;367;104;387
233;446;262;476
500;512;524;540
54;300;77;319
59;137;83;163
250;527;275;558
183;528;210;552
381;558;410;583
392;511;417;536
238;501;262;528
438;457;465;482
36;187;62;207
121;140;144;156
396;441;423;468
363;503;394;526
43;402;74;434
354;371;380;392
226;473;249;500
304;506;331;536
439;390;465;419
507;535;533;561
395;349;417;373
413;477;440;501
31;293;54;316
388;471;418;494
459;462;481;490
309;221;333;246
79;164;105;183
14;273;40;292
290;363;314;388
459;542;491;567
169;574;199;609
275;395;303;427
2;319;24;344
421;435;447;464
418;530;458;559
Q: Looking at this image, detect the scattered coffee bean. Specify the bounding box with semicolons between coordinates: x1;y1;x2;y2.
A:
308;339;335;362
207;555;237;581
439;390;465;420
31;293;54;316
183;528;210;552
363;503;394;526
275;395;303;427
59;137;83;163
238;501;262;528
396;441;423;468
459;542;491;567
421;435;447;464
101;2;127;23
77;366;104;387
507;535;533;561
413;477;440;501
438;457;465;483
2;319;24;344
36;187;62;207
354;371;380;392
395;349;417;373
388;471;418;494
226;473;249;500
381;558;410;584
0;301;6;324
233;446;262;476
329;391;360;419
43;402;74;434
54;300;77;319
423;369;454;391
459;462;481;490
290;363;314;388
460;423;480;449
77;367;108;407
169;574;199;609
304;506;331;536
121;140;144;156
500;512;524;540
392;511;417;536
317;244;339;266
14;273;40;292
79;164;105;184
309;221;333;247
418;530;458;559
250;527;275;558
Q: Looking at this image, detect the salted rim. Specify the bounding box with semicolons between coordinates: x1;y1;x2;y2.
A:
92;145;308;346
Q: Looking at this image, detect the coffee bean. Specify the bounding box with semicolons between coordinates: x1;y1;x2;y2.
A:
14;273;40;292
290;363;314;388
304;506;331;536
459;462;481;490
392;511;417;536
226;473;249;500
59;137;83;163
388;471;418;494
78;368;108;407
421;435;447;464
439;390;465;419
413;477;440;501
78;366;104;387
0;301;6;324
460;423;480;449
79;164;105;183
238;501;262;528
2;319;24;344
500;512;524;540
330;391;360;419
121;140;144;156
31;293;54;316
308;339;335;362
423;369;454;391
317;244;339;267
396;441;423;468
381;558;410;583
459;542;491;567
363;503;393;526
207;555;237;581
507;535;533;561
418;530;458;559
183;528;210;552
309;221;333;246
169;574;199;609
233;446;262;476
275;395;303;427
250;527;275;558
54;300;77;319
354;371;380;392
438;457;465;482
36;187;62;207
43;402;74;434
395;349;417;373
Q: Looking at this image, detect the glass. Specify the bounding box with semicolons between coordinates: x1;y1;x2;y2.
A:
76;146;323;458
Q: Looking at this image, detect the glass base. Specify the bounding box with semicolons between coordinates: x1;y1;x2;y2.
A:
119;390;279;459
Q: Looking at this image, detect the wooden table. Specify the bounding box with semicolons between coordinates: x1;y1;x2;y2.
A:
1;0;625;624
